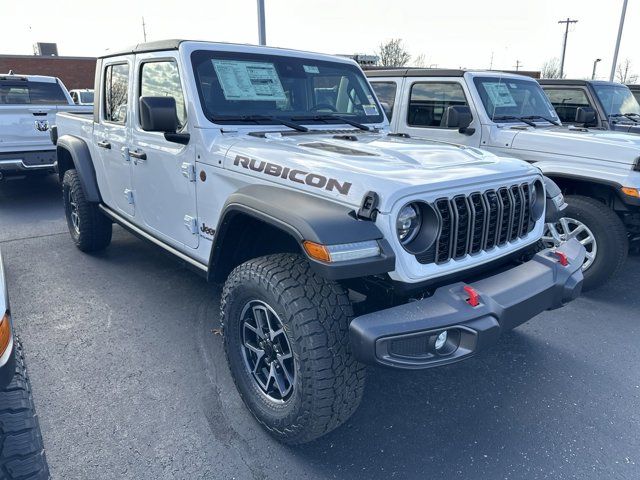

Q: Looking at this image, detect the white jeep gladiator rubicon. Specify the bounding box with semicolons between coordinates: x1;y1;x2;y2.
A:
52;40;584;444
0;72;90;180
368;69;640;290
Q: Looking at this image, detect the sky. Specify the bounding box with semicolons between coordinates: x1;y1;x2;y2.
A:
1;0;638;80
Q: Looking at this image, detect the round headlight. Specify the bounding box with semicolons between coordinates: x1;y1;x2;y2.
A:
397;203;421;244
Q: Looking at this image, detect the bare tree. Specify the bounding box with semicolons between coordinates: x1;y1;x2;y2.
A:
378;39;411;67
616;58;639;84
412;53;428;68
541;58;563;79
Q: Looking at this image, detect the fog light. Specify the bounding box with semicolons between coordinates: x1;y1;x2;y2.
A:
435;331;448;351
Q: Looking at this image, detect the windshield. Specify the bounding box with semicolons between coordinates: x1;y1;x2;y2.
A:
79;91;94;104
592;84;640;118
473;76;559;124
191;50;384;126
0;80;69;105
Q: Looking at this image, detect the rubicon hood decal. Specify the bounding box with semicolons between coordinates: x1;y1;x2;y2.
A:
234;155;352;195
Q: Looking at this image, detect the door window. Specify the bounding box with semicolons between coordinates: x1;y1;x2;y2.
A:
140;61;187;129
408;82;469;128
371;82;397;120
544;88;591;123
104;63;130;124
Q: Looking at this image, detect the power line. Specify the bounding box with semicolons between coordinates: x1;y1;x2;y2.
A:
558;17;578;78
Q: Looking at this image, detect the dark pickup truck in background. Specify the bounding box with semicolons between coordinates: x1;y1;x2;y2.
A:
540;79;640;133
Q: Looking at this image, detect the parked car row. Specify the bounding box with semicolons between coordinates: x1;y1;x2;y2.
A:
368;69;640;291
2;39;639;447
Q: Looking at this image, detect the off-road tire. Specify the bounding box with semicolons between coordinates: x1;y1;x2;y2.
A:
564;195;628;291
221;253;366;444
62;169;112;252
0;339;50;479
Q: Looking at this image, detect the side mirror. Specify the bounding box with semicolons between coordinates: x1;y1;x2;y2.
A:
139;96;179;132
575;106;597;126
444;105;474;134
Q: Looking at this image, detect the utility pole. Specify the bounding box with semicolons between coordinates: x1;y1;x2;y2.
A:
610;0;628;81
257;0;266;46
142;17;147;43
513;60;523;72
592;58;601;79
558;17;578;78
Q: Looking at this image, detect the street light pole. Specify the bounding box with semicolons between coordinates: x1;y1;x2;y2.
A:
558;18;578;78
257;0;266;46
610;0;628;81
592;58;601;79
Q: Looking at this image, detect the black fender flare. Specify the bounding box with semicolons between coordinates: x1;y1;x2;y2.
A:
56;135;101;203
208;185;395;281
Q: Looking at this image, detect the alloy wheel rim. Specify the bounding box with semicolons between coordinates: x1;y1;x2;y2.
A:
543;217;597;271
239;300;295;403
68;189;80;235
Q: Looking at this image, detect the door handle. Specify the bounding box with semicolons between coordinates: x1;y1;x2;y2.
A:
97;140;111;149
130;149;147;164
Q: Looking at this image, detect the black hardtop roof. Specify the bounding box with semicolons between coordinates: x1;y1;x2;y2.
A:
538;78;623;87
365;67;466;78
98;39;185;59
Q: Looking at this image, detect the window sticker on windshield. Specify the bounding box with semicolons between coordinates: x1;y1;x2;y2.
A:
484;82;517;107
212;60;287;101
303;65;320;74
363;104;379;116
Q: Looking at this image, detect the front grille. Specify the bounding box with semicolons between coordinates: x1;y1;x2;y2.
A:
416;182;536;265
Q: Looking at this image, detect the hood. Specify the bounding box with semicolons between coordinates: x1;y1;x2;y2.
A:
215;130;540;212
509;125;640;166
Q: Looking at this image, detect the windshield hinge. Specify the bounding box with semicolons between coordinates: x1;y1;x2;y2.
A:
184;215;198;234
357;191;379;221
181;162;196;182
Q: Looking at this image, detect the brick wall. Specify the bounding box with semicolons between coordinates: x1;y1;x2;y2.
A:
0;55;96;90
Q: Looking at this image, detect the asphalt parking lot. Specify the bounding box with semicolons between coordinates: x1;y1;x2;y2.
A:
1;175;639;480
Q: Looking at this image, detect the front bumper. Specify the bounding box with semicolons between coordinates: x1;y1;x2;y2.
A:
349;239;585;369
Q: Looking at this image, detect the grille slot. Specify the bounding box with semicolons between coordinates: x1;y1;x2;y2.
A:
417;182;537;265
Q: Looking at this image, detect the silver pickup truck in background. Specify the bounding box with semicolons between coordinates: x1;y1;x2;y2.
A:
0;72;90;180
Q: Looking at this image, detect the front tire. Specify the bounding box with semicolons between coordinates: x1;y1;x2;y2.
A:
544;195;628;291
221;253;366;444
62;169;112;252
0;339;50;479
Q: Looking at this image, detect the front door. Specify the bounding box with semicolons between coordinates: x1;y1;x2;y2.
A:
129;54;198;249
93;59;134;217
397;79;482;147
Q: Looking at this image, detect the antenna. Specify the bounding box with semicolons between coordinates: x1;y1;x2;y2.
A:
489;51;494;70
142;17;147;42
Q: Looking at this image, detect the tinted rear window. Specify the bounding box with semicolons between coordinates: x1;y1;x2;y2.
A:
0;80;68;105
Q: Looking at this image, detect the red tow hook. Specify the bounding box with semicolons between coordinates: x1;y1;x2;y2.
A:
463;286;480;307
554;250;569;267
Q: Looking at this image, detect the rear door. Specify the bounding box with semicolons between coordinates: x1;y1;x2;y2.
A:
129;53;198;249
93;58;135;217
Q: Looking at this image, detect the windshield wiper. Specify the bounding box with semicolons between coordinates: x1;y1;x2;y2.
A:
493;115;537;127
291;114;371;131
521;115;561;126
210;114;308;132
609;113;640;123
